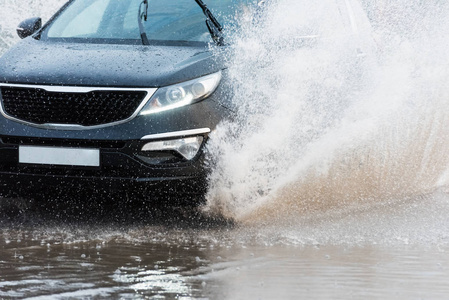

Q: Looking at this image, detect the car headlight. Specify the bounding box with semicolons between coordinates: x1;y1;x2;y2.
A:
139;71;222;115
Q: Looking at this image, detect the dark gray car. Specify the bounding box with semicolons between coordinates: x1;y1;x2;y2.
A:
0;0;249;203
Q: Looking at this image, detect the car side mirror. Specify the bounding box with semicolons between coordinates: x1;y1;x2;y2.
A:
17;17;42;39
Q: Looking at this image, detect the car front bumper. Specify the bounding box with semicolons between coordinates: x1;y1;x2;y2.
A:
0;79;231;202
0;132;210;201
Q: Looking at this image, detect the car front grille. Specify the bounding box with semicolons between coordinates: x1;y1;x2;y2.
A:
0;85;149;127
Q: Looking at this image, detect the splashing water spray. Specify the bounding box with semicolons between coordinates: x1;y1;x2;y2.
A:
203;0;449;224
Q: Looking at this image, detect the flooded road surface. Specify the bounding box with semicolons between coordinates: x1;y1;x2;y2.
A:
2;190;449;299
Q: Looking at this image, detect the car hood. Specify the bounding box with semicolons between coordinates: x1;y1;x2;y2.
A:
0;38;222;87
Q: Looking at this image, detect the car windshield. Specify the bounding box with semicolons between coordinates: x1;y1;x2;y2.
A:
41;0;255;45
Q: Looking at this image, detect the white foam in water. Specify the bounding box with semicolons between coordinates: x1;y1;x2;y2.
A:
204;0;449;225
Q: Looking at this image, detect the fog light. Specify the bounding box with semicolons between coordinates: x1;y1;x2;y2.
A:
141;136;204;160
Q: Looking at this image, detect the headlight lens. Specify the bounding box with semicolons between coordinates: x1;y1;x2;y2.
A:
139;71;222;115
141;136;204;160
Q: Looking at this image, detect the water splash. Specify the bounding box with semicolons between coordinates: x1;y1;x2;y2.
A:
204;0;449;223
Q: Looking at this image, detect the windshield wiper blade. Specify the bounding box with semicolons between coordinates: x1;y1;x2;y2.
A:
138;0;149;45
194;0;224;45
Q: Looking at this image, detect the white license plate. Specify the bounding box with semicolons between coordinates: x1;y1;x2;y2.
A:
19;146;100;167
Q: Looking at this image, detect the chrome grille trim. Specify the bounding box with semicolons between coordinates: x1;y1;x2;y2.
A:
0;83;157;130
141;128;211;140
